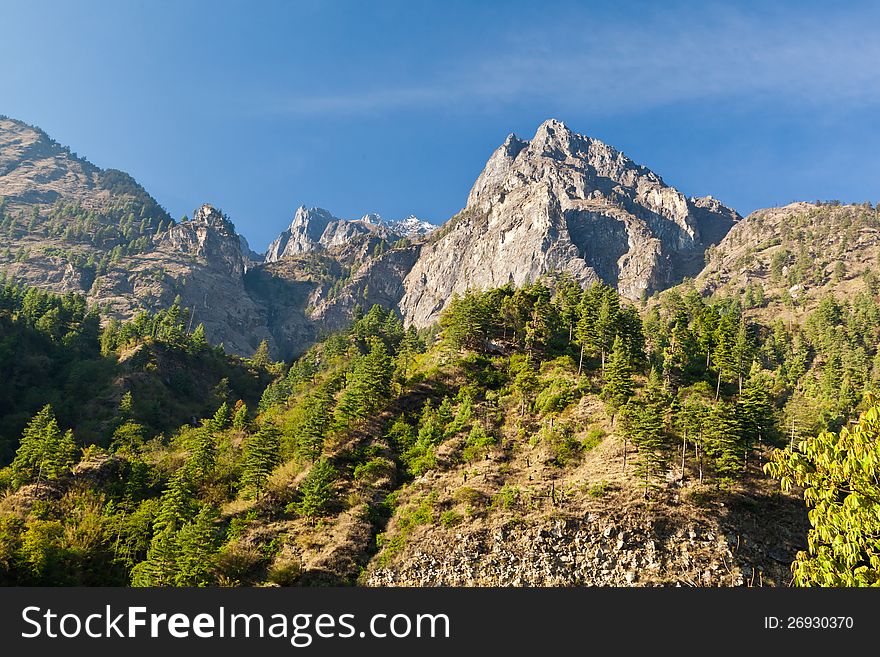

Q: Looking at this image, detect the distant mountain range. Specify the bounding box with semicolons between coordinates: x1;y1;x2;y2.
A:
2;113;868;358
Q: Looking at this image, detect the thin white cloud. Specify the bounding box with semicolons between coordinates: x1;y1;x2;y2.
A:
260;6;880;117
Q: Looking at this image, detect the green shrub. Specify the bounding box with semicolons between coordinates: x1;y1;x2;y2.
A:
439;510;462;527
492;484;520;509
462;424;496;462
581;427;606;451
353;457;395;485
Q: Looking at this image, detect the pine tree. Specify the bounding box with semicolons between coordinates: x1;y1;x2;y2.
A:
524;298;553;357
10;405;77;487
154;466;197;533
334;338;392;427
673;385;711;482
601;335;634;410
737;371;776;466
291;388;333;461
704;400;742;477
188;428;216;480
595;288;620;371
252;340;271;368
509;355;539;417
629;371;669;498
712;313;738;399
118;391;134;420
295;459;337;518
173;505;218;586
210;402;231;432
240;424;281;496
554;273;583;343
190;323;208;352
130;527;178;587
232;402;249;431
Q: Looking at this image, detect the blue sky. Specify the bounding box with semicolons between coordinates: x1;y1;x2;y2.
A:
2;0;879;250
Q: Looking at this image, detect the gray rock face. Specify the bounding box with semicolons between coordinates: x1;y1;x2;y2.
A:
365;514;795;587
399;119;740;327
159;204;246;277
265;206;403;262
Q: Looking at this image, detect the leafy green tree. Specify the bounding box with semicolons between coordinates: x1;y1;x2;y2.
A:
765;397;880;586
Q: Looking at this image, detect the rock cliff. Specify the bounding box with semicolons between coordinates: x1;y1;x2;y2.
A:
399;119;740;327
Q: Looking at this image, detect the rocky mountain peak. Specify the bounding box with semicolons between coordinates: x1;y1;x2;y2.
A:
400;119;741;327
159;204;245;277
192;203;235;232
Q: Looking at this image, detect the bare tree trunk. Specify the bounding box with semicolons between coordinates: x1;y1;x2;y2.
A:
680;428;687;483
578;345;584;377
715;370;722;400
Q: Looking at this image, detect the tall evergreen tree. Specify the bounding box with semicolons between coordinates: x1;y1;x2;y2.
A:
10;405;76;488
704;400;742;477
240;425;282;496
601;335;634;410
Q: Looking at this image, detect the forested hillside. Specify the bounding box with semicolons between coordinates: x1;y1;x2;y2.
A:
2;271;878;586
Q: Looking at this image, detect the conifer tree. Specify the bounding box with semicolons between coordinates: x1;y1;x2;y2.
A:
252;340;272;368
509;355;539;416
595;289;620;370
712;313;738;399
240;424;281;496
187;428;216;480
292;389;333;461
601;335;634;410
173;505;218;586
232;402;249;431
737;371;776;465
190;323;208;352
154;466;197;533
295;459;337;518
704;400;742;476
10;405;76;487
630;371;669;498
130;527;178;587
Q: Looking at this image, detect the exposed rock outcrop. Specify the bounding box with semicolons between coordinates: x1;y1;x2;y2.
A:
399;119;740;327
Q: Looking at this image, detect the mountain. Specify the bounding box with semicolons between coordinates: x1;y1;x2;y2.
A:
1;115;743;358
265;206;402;262
399;119;740;327
383;214;436;239
693;201;880;312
